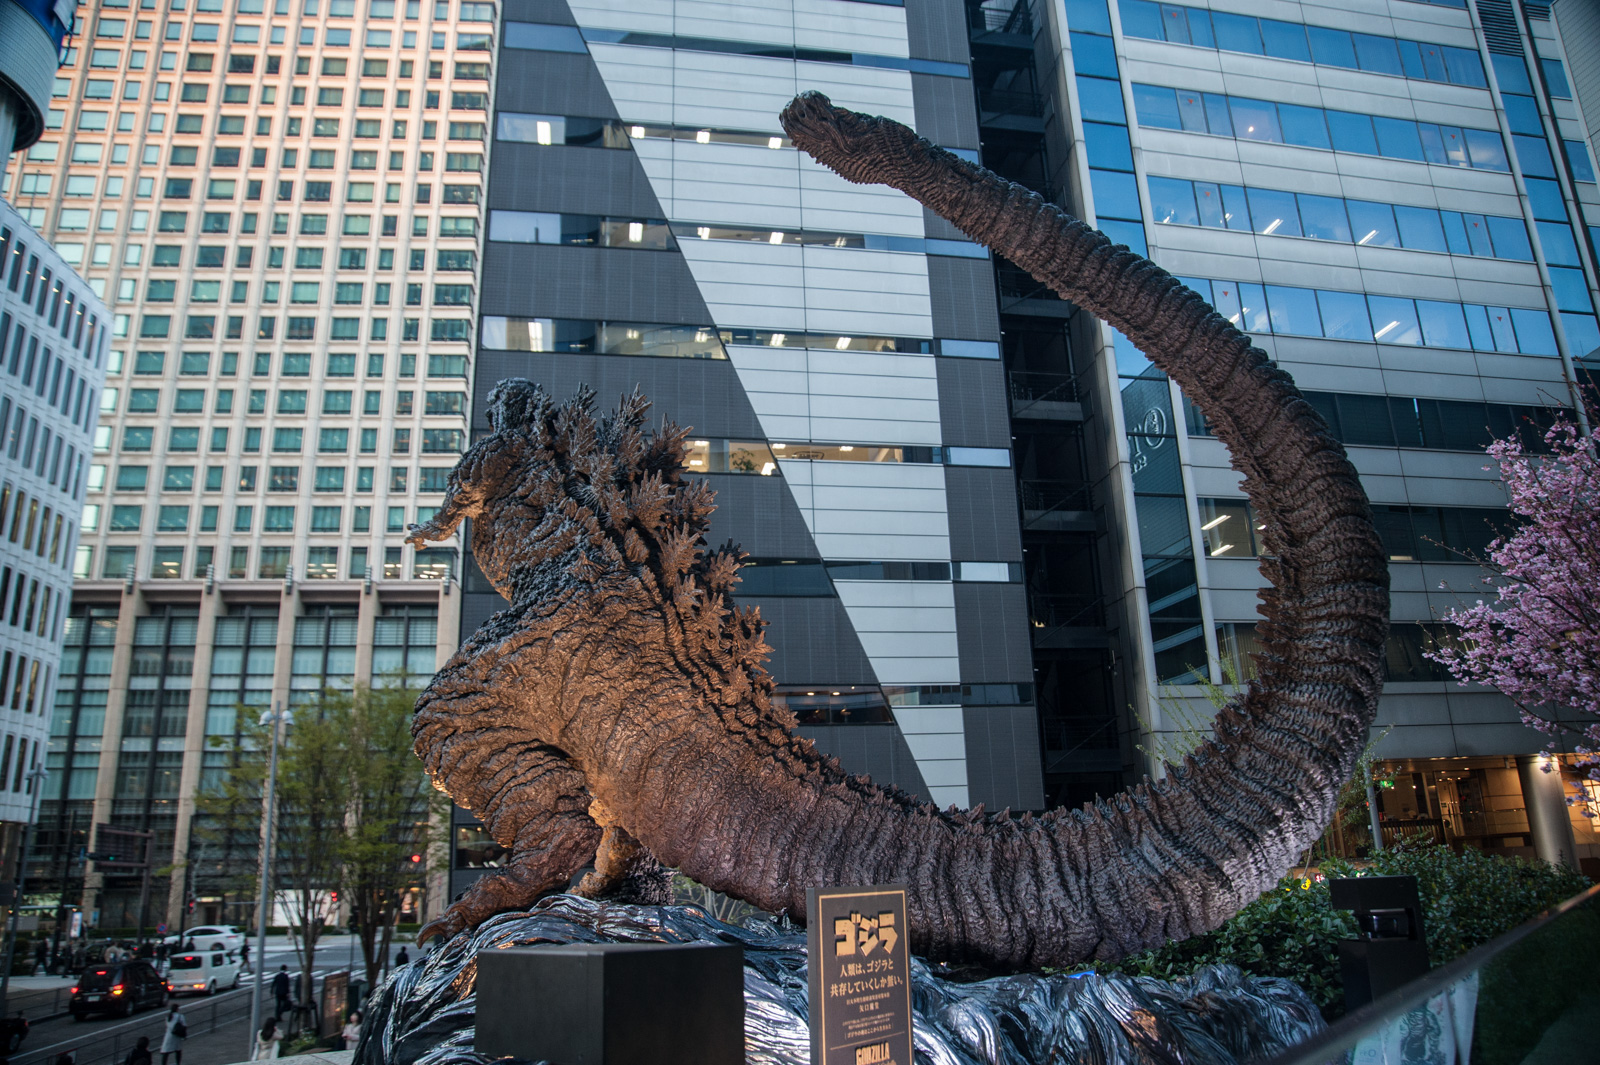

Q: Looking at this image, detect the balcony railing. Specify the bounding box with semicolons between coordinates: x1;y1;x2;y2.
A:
968;1;1033;37
1009;371;1078;405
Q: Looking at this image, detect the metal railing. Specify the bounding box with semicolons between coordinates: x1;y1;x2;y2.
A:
1028;593;1104;632
1377;817;1447;848
13;991;254;1065
1019;480;1092;517
968;1;1033;36
1262;881;1600;1065
977;88;1046;119
997;265;1065;304
1008;371;1078;405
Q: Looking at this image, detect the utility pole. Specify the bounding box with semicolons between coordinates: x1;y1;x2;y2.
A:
247;701;287;1060
0;764;50;1013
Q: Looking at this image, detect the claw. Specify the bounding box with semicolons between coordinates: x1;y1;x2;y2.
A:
417;911;466;946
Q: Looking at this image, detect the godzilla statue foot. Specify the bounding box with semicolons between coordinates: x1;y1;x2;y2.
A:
574;820;672;905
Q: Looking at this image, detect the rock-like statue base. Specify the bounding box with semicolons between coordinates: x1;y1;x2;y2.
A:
353;896;1324;1065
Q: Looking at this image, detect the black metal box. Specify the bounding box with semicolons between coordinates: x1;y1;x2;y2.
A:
473;943;744;1065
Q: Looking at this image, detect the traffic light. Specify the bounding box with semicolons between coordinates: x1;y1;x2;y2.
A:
410;854;422;864
330;890;339;903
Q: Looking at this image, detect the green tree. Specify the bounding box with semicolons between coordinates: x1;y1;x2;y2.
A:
341;682;448;984
196;683;444;999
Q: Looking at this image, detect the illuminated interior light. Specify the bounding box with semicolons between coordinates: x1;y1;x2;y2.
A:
838;445;853;452
1211;544;1234;555
769;231;784;244
1247;125;1255;132
1374;320;1400;339
1358;229;1378;245
1200;515;1229;530
768;136;782;149
835;336;852;349
688;459;703;466
696;129;711;144
535;120;553;144
630;125;645;138
769;332;786;346
693;440;709;447
761;462;776;475
1262;218;1281;235
696;226;711;240
627;222;643;242
772;443;786;449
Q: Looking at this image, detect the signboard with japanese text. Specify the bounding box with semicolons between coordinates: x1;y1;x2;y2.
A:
806;884;913;1065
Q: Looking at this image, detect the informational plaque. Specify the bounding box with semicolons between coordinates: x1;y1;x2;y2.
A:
806;884;914;1065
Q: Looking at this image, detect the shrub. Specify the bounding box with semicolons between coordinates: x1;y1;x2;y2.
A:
1101;843;1591;1017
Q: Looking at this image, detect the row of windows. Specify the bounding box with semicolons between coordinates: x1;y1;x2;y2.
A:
126;244;470;273
1187;390;1566;455
89;0;492;23
111;423;464;454
118;348;465;378
61;68;486;109
94;15;490;51
1176;275;1561;357
0;562;63;642
479;319;966;360
1146;176;1533;262
2;229;107;364
0;397;86;505
734;560;1020;597
503;22;966;78
75;47;487;83
1;316;97;437
136;313;471;343
0;483;72;574
111;349;468;382
1216;621;1461;685
140;278;469;307
0;651;49;715
1133;84;1510;172
482;210;987;258
1119;0;1488;88
102;501;406;535
86;541;451;583
1198;498;1505;562
95;462;449;497
104;386;462;416
51;206;477;240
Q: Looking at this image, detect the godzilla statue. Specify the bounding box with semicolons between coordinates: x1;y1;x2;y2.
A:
404;92;1389;970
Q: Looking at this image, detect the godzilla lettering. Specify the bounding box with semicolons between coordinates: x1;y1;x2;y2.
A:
405;93;1389;969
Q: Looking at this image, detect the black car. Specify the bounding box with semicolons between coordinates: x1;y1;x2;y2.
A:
69;961;168;1019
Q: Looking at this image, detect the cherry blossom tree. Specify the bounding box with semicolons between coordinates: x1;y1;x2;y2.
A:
1428;419;1600;792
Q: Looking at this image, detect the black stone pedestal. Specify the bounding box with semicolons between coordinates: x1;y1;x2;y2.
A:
473;942;744;1065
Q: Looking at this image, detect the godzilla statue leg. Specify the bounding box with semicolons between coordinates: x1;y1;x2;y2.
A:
414;673;603;943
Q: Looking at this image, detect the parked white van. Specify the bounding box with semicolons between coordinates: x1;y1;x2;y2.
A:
166;949;242;995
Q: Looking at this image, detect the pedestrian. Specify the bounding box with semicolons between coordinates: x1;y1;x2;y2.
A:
239;942;250;973
159;1004;187;1065
394;946;409;967
338;1011;361;1052
271;965;292;1019
253;1019;282;1061
124;1036;152;1065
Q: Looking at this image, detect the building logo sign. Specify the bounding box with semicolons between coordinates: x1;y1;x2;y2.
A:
807;885;913;1065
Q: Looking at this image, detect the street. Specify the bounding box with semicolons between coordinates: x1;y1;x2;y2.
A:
2;934;403;1065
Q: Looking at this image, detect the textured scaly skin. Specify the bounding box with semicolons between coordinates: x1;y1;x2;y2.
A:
404;94;1389;969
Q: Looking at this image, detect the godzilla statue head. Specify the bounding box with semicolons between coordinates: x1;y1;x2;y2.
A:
403;94;1390;970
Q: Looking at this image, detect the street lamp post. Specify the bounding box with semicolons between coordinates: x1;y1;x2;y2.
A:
247;702;287;1060
0;764;51;1014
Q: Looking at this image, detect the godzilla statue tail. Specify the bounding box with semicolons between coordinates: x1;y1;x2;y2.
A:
409;95;1387;970
761;93;1389;961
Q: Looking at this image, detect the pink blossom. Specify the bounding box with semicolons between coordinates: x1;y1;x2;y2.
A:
1426;419;1600;793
